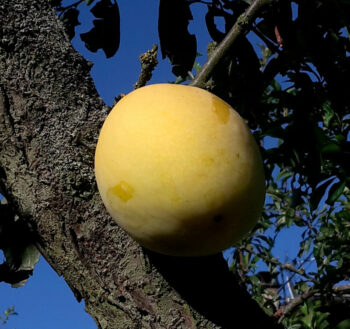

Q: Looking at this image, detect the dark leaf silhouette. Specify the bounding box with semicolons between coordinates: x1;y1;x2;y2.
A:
0;200;40;287
205;5;227;42
50;0;62;7
205;1;247;43
80;0;120;58
158;0;197;77
62;8;80;40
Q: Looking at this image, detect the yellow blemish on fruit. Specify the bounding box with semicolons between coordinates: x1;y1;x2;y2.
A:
201;155;215;167
212;98;230;124
109;181;134;202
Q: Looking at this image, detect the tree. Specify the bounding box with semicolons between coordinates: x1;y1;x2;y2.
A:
0;0;349;328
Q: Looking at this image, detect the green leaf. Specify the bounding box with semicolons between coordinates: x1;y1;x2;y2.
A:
336;257;344;269
286;325;302;329
335;209;350;221
276;170;293;183
313;127;328;149
321;143;342;154
251;255;260;265
327;180;346;205
174;76;186;84
86;0;94;4
298;238;312;257
249;274;259;285
310;178;335;211
314;243;325;260
19;244;40;271
0;306;17;327
300;301;311;319
193;61;202;74
1;244;40;287
3;306;17;317
335;319;350;329
334;134;346;143
322;101;334;127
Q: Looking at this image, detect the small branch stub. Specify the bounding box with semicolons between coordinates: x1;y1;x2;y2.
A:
134;44;159;90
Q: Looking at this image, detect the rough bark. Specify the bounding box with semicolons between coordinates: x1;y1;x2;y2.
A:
0;1;282;328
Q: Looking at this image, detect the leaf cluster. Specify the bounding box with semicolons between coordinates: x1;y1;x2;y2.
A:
53;0;120;58
51;0;198;75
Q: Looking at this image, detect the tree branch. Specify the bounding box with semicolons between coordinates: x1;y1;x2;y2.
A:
190;0;277;88
278;287;318;322
241;247;312;279
278;284;350;323
333;284;350;294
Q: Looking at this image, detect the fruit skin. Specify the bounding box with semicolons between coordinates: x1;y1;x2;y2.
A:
95;84;265;256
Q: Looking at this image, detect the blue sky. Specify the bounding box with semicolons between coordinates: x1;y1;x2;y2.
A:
0;1;304;328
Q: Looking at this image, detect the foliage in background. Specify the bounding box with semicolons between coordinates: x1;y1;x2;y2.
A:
204;1;350;327
2;0;349;327
0;307;17;329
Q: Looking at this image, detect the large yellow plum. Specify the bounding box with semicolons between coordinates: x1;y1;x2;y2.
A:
95;84;265;256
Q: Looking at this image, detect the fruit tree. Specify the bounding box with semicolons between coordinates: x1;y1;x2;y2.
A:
0;0;349;328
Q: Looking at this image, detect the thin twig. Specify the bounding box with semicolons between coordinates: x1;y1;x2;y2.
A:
190;0;277;88
277;251;315;295
241;247;311;279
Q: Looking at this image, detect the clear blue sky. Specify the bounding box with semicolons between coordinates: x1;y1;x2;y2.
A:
1;1;303;328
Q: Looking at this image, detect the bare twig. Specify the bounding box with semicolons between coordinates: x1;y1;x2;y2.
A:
134;45;158;90
190;0;277;88
241;247;311;279
278;287;318;323
277;251;315;295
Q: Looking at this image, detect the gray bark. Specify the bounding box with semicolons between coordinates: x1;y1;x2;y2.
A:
0;1;282;328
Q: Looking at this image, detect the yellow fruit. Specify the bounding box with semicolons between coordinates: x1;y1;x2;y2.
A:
95;84;265;256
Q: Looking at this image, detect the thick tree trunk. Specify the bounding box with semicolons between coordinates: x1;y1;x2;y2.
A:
0;1;282;328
